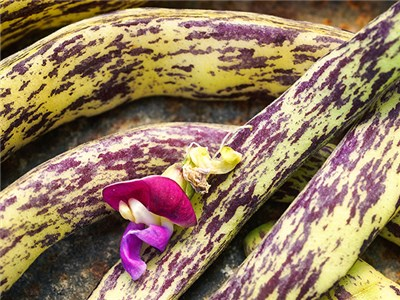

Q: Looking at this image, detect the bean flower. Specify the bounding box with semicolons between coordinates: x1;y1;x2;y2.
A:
102;144;242;280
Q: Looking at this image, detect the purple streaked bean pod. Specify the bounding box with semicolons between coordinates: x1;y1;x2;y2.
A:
0;122;233;292
1;0;147;51
210;80;400;299
244;221;400;300
380;213;400;246
90;3;400;300
0;8;353;161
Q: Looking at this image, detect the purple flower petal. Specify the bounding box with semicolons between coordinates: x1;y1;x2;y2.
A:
120;222;147;280
103;175;196;227
134;224;173;252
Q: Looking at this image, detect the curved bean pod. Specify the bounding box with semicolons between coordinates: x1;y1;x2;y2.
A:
379;214;400;246
211;75;400;299
90;4;400;299
244;222;400;300
0;0;146;51
0;122;233;292
0;8;353;160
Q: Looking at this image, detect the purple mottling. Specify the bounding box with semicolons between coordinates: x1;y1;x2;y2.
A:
179;20;209;29
97;264;125;300
97;81;130;102
157;252;185;291
48;34;85;65
273;68;295;75
165;72;186;80
1;124;231;280
18;193;51;212
210;9;400;294
385;220;400;238
169;45;213;57
271;73;300;86
181;21;299;46
61;1;123;15
0;103;13;118
128;47;153;57
148;37;162;45
297;257;327;299
360;228;381;254
0;278;8;287
55;48;149;117
105;34;126;51
369;70;396;101
8;59;29;76
26;83;47;102
290;120;311;144
75;164;96;187
151;53;165;62
185;30;211;41
112;17;153;28
154;67;163;74
314;35;349;44
2;101;49;149
330;131;356;170
1;2;53;35
137;25;161;36
18;80;30;92
324;57;352;91
50;81;74;96
0;228;11;239
291;44;326;53
75;207;113;229
217;48;270;72
202;178;256;237
36;233;61;248
0;196;17;212
333;284;353;299
0;88;11;97
390;285;400;295
4;5;400;297
172;64;194;72
192;89;274;101
294;57;338;98
36;207;49;216
293;53;318;65
258;267;283;297
2;99;43;129
0;235;22;257
235;84;254;91
46;157;81;174
23;112;52;138
62;52;111;80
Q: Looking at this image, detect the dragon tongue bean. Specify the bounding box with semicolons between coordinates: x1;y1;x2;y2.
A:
210;81;400;299
90;3;400;300
0;8;353;161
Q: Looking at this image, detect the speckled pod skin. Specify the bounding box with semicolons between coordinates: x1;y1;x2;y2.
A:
211;81;400;297
321;259;400;300
269;143;400;247
0;0;146;50
0;123;234;292
244;225;400;300
380;213;400;246
270;143;335;203
2;120;395;295
90;4;400;300
0;8;354;161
